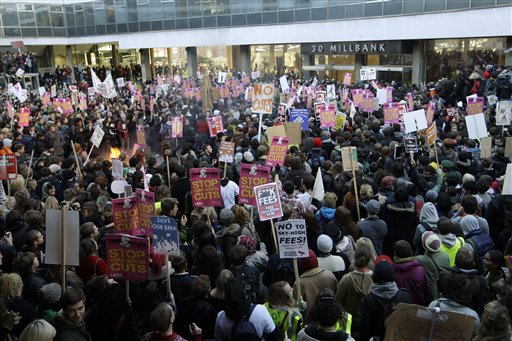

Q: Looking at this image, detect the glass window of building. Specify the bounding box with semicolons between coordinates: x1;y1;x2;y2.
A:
188;0;202;16
215;0;230;15
19;10;36;27
294;0;310;9
50;7;65;27
198;46;229;69
231;0;246;14
176;0;188;16
35;5;51;27
247;0;262;13
1;4;19;27
262;0;277;11
278;0;294;10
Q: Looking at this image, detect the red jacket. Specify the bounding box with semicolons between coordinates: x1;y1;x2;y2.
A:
77;255;110;282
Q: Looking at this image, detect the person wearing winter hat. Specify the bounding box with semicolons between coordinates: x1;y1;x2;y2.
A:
0;138;13;156
460;214;494;268
317;234;346;280
316;192;337;231
415;231;450;299
361;259;411;340
37;283;62;322
296;249;338;318
242;151;254;163
357;199;388;255
214;279;278;340
413;202;440;255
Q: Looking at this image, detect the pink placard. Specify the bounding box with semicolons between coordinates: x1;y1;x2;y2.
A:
19;107;30;127
190;168;222;207
320;105;336;128
363;93;375;113
254;182;283;221
343;73;352;86
266;136;289;168
112;197;142;236
207;116;224;137
351;89;364;108
384;102;400;124
238;164;271;206
407;93;414;112
466;97;484;115
135;189;155;238
426;101;436;125
106;234;148;281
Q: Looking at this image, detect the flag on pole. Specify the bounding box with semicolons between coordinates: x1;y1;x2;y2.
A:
312;169;325;202
90;68;117;99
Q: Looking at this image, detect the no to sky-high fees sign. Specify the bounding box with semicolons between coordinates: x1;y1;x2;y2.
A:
254;182;283;221
275;219;309;259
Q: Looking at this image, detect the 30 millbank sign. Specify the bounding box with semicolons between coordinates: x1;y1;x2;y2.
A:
301;41;412;55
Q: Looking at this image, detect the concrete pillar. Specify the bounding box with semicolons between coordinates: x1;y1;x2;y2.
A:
240;45;251;74
354;54;363;82
186;46;198;78
140;48;151;82
167;48;173;75
412;40;426;86
112;44;119;68
65;45;76;83
462;39;471;67
302;54;314;79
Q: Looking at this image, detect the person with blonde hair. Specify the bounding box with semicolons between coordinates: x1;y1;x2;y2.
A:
19;319;56;341
44;196;60;210
0;273;37;337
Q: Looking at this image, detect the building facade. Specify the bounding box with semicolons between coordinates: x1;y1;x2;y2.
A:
0;0;511;84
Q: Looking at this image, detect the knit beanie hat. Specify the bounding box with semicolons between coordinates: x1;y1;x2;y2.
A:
224;280;251;322
366;199;380;216
313;138;322;148
422;231;441;253
373;259;395;283
299;249;318;273
39;283;62;305
317;235;333;254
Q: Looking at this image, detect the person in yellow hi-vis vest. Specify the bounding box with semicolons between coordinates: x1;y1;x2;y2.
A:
438;217;465;267
297;289;355;341
264;281;304;341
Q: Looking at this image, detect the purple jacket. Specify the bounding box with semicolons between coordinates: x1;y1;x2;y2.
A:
394;259;431;306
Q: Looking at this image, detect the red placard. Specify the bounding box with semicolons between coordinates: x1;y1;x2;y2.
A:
254;182;283;221
19;107;30;127
112;197;142;236
207;116;224;137
238;164;271;206
0;154;17;180
106;234;148;282
190;168;222;207
266;136;289;168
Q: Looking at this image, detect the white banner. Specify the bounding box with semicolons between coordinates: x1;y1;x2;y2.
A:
91;68;118;99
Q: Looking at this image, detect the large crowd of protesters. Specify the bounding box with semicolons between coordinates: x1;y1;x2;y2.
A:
0;56;510;341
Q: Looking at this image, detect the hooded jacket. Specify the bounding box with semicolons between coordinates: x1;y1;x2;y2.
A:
53;311;92;341
413;203;440;255
393;257;431;306
316;207;336;231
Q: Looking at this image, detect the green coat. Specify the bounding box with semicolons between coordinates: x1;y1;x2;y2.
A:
415;251;451;299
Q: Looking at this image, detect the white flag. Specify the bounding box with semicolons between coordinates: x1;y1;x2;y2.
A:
90;68;117;99
312;169;325;202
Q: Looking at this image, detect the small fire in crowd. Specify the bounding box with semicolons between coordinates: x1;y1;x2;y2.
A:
110;147;122;160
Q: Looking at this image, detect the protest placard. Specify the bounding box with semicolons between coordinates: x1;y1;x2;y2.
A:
135;189;155;237
341;147;358;172
112;159;123;179
171;116;183;138
496;101;512;126
207;116;223;137
251;71;260;80
505;137;512;157
279;75;289;92
218;72;227;84
315;91;326;103
503;164;512;195
238;164;271;205
383;102;400;124
466;96;484;116
151;216;180;256
0;154;17;180
254;182;283;221
251;83;274;114
275;220;309;259
335;112;347;130
465;113;487;139
326;84;336;101
45;210;80;266
106;235;148;281
136;125;146;145
360;68;376;81
403;109;428;133
283;122;302;145
266;136;289;168
404;136;419;153
406;93;414;111
363;92;375;113
377;88;388;105
277;103;287;123
79;95;88;110
190;168;222;207
113;196;142;236
427;124;437;146
426;101;436;125
90;125;105;148
289;108;310;131
480;136;493;159
116;77;125;88
351;89;364;107
320;105;336;128
342;73;352;86
19;107;30;127
219;141;235;163
266;124;286;143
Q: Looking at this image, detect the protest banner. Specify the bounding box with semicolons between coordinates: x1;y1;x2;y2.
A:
289;108;310;131
45;209;80;267
383;102;400;124
171;116;183;138
135;189;155;237
426;101;436;125
190;168;222;207
151;216;180;255
342;72;352;86
0;154;17;180
275;220;309;259
136;125;146;145
496;101;512;126
360;68;376;81
254;182;283;221
238;164;271;205
363;92;375;113
252;83;274;114
106;235;148;282
207;116;224;137
335;112;347;130
351;89;364;107
283;122;302;145
403;109;428;133
320;105;336;128
407;93;414;111
219;141;235;164
466;96;485;116
112;197;142;236
266;136;289;168
79;95;88;110
426;124;437;146
19;107;30;127
465;113;487;139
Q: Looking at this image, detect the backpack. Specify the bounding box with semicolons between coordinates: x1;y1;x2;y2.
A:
272;259;295;286
484;79;497;96
369;289;409;338
231;264;259;302
220;225;243;265
231;304;259;341
308;153;324;176
466;230;494;269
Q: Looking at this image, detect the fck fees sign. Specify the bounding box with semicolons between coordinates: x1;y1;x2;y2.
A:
254;182;283;221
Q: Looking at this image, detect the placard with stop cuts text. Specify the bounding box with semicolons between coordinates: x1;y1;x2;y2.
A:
254;182;283;221
320;103;336;128
190;168;222;207
238;164;271;206
106;234;148;282
135;189;155;238
351;89;364;108
0;154;17;180
384;102;400;124
19;107;30;127
112;197;142;236
207;116;223;137
275;219;309;259
266;136;289;168
467;96;484;116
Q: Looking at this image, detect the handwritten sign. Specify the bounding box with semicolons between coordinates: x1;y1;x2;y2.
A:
360;68;376;81
252;83;274;114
